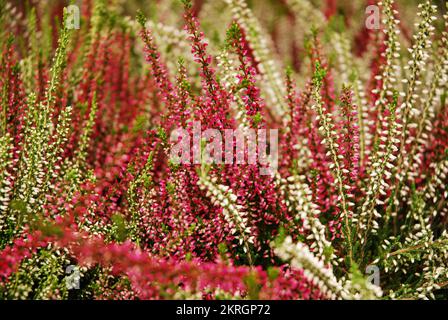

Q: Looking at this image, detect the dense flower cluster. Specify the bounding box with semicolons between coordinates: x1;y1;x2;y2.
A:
0;0;447;300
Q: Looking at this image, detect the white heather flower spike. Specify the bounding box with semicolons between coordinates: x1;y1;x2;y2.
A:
331;33;351;86
198;175;254;265
284;0;325;28
371;0;402;149
274;236;352;299
311;73;354;263
388;2;439;212
276;174;337;265
358;97;400;245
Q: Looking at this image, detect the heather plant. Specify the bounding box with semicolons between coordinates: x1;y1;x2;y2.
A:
0;0;447;300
